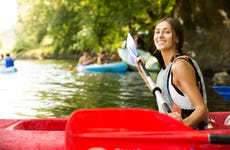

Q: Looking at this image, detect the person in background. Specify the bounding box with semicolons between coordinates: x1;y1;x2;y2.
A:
78;51;94;66
4;53;14;68
134;34;144;49
135;17;209;130
0;54;4;63
0;54;5;69
0;54;4;60
111;52;121;62
96;51;107;65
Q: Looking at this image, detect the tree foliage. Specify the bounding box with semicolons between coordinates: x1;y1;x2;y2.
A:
14;0;175;56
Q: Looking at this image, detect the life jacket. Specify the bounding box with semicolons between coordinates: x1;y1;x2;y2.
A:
5;57;14;68
167;56;207;108
167;56;207;129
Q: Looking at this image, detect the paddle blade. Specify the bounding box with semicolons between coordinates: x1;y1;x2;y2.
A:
65;108;192;149
126;33;138;64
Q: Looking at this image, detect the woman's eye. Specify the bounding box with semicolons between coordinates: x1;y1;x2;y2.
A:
164;30;171;34
154;31;160;34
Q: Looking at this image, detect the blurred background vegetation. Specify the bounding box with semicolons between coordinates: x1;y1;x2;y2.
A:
2;0;230;73
14;0;175;58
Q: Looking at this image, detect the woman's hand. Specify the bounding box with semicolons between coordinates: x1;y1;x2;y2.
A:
135;56;146;74
135;56;154;92
135;56;146;67
168;112;183;122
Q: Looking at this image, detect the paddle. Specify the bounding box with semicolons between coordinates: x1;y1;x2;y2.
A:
66;108;230;149
126;33;171;113
125;33;230;144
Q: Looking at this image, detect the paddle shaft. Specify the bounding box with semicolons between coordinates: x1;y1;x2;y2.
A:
209;133;230;144
138;61;171;113
80;131;230;144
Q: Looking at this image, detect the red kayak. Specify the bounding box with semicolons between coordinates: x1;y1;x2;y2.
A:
0;108;230;150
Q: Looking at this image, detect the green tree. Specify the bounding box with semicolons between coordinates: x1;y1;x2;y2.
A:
14;0;175;57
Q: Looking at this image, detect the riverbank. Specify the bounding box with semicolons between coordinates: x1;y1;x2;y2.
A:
15;48;78;60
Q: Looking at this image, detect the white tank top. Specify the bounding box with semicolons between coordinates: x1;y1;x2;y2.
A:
168;73;194;109
156;63;173;113
168;56;207;110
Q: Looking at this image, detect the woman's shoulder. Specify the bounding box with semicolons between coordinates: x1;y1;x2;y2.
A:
173;55;189;64
174;55;190;62
172;55;195;74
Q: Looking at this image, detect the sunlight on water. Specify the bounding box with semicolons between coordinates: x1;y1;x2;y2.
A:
0;60;74;118
0;60;154;118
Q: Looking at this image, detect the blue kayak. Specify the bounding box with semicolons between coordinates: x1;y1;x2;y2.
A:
77;62;127;73
0;66;17;74
212;86;230;101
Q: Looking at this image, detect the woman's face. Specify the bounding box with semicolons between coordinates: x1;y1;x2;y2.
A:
154;21;177;52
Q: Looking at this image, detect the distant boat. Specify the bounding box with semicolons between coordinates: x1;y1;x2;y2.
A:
118;48;160;72
0;66;17;74
76;61;127;73
212;86;230;102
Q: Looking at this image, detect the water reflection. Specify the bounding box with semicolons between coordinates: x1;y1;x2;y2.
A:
35;71;156;118
0;59;229;119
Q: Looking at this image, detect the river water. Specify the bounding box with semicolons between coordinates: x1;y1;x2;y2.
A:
0;59;229;119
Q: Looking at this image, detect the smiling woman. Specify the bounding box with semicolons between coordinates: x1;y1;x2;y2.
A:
0;0;18;33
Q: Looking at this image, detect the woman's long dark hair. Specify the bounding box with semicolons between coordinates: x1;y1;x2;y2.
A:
153;17;185;69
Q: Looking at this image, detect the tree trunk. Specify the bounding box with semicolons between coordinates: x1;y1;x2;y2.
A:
173;0;230;74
